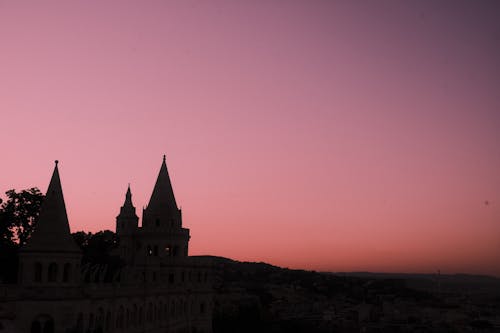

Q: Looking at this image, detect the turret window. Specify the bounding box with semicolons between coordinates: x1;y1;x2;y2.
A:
63;263;71;282
200;302;206;314
48;262;58;282
34;262;42;282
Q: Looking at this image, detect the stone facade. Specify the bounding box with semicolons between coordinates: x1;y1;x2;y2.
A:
0;157;213;333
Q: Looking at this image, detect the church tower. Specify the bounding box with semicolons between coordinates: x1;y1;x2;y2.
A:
141;155;190;260
116;184;139;263
18;161;82;287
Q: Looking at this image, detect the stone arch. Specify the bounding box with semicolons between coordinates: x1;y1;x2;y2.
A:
200;301;206;314
138;306;144;326
132;303;137;327
116;305;124;329
30;314;54;333
88;312;94;331
75;312;84;333
47;262;58;282
147;302;153;322
105;310;111;332
63;263;71;282
96;307;104;331
170;299;175;317
34;262;42;282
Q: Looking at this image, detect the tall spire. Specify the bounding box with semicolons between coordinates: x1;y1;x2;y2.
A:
124;183;133;207
22;161;80;253
146;155;178;213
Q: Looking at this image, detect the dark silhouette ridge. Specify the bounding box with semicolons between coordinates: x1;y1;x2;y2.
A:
208;256;500;333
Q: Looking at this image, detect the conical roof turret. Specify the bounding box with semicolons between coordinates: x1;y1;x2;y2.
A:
147;155;178;213
22;161;81;253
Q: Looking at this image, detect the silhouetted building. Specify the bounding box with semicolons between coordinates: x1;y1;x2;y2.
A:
0;157;213;333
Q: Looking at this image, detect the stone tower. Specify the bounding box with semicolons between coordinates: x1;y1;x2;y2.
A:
18;161;82;287
116;184;139;263
139;155;190;262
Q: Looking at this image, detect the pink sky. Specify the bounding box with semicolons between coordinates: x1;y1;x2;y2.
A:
1;1;499;276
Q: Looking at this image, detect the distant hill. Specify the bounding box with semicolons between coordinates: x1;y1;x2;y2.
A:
207;256;500;333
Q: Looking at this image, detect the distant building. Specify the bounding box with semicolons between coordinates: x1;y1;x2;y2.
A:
0;157;213;333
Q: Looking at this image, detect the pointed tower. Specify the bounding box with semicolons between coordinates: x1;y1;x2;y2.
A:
116;184;139;235
142;155;182;229
116;184;139;263
19;161;82;286
140;155;190;260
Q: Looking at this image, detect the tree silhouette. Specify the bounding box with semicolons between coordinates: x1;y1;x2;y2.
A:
0;187;44;247
0;187;44;282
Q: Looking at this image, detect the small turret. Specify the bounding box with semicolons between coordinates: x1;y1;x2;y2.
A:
116;184;139;235
116;184;139;263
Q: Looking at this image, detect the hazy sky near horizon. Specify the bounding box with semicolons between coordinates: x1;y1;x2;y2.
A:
1;1;499;275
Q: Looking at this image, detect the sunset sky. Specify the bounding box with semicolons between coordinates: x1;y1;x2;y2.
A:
1;1;499;276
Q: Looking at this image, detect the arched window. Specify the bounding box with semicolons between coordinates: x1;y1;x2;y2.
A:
147;302;153;322
132;304;137;326
116;306;124;329
173;245;179;257
34;262;42;282
165;245;171;256
138;306;143;326
96;307;104;331
42;318;54;333
88;313;94;331
126;308;130;328
76;313;83;333
105;311;111;332
48;263;58;282
200;302;206;314
63;263;71;282
147;245;152;256
31;315;54;333
30;321;41;333
177;300;182;317
153;245;158;256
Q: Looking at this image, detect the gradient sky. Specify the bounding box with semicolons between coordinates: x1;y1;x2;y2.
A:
1;1;499;276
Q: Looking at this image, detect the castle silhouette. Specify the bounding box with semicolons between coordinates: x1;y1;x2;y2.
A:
0;157;213;333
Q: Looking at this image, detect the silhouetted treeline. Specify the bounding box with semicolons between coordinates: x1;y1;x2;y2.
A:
0;188;44;282
72;230;124;282
0;188;122;283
